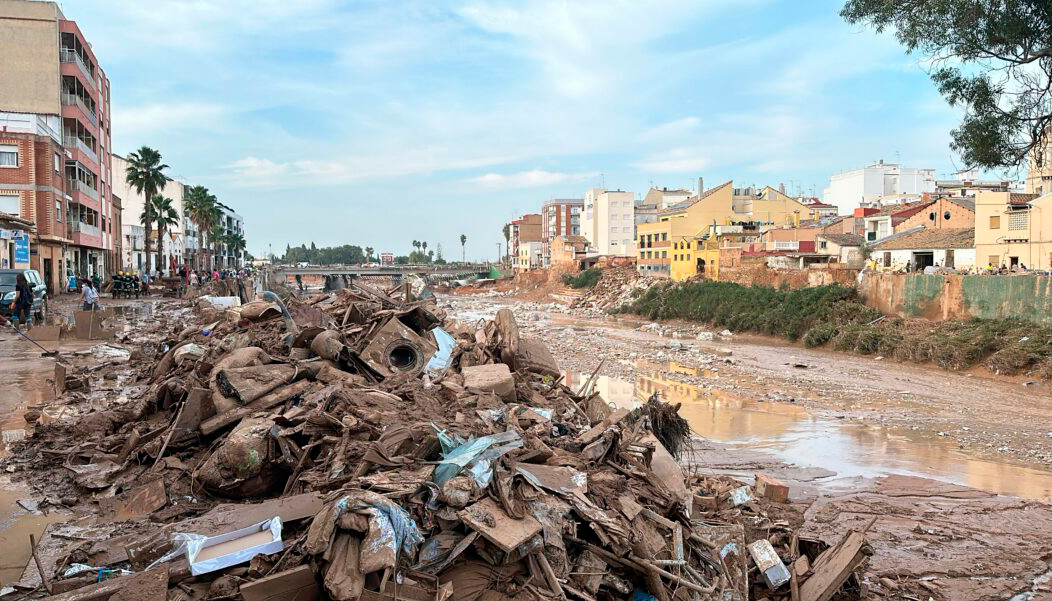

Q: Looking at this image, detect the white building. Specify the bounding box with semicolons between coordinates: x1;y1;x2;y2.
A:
517;241;542;271
111;153;187;274
581;188;636;256
823;160;936;215
217;202;246;268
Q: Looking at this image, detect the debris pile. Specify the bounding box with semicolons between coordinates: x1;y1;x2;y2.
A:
2;282;870;601
571;268;657;313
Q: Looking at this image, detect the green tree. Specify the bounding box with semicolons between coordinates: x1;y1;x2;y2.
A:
184;185;216;270
502;224;511;264
422;241;428;255
842;0;1052;169
151;195;179;274
125;147;169;273
460;234;467;262
365;246;374;263
225;232;247;267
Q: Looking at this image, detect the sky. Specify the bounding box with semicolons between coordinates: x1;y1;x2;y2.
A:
66;0;984;261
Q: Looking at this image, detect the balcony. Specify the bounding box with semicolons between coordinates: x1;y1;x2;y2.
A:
59;48;95;87
68;178;99;201
61;92;98;127
63;135;98;165
72;221;100;237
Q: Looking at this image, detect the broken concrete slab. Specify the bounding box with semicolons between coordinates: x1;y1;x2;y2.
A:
461;363;515;401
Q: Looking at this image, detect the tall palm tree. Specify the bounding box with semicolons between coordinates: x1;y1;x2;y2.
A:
225;232;246;268
139;201;156;271
125;147;169;274
422;241;428;255
460;234;467;262
502;224;511;265
152;195;179;275
365;246;374;263
412;240;419;252
183;185;215;270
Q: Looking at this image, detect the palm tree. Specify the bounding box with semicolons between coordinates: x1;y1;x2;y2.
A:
209;224;225;269
225;232;246;268
152;195;179;275
365;246;374;263
412;240;420;252
502;224;511;265
125;147;169;274
184;185;215;270
460;234;467;263
422;241;428;256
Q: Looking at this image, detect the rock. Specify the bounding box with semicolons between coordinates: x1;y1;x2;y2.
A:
697;331;714;341
462;364;516;401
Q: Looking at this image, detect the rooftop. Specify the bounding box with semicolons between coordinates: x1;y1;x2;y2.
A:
871;227;974;250
818;232;864;246
658;181;732;216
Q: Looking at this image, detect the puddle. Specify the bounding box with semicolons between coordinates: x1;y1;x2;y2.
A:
0;478;67;586
568;368;1052;501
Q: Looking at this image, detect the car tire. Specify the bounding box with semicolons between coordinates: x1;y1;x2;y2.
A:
35;297;47;323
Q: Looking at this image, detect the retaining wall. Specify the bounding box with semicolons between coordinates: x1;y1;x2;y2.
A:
858;273;1052;323
718;265;860;290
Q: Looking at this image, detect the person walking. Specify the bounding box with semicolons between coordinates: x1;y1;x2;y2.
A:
140;270;150;296
81;279;100;311
10;273;33;331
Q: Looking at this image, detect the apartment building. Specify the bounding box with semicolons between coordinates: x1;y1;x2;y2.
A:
824;160;936;215
0;0;115;290
508;214;541;261
637;182;812;280
974;190;1051;270
581;188;636;257
540;199;582;266
217;202;245;268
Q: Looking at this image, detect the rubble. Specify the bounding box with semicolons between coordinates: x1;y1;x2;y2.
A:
0;281;872;601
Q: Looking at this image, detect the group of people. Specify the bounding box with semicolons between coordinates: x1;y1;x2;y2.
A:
984;262;1029;274
185;268;244;287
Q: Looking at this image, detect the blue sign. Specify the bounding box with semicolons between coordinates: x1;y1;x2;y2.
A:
14;235;29;264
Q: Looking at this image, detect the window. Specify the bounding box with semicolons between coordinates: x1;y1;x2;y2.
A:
989;215;1000;229
819;241;827;250
662;233;667;241
0;144;17;167
54;153;60;172
0;194;18;215
56;200;62;222
988;255;999;266
943;211;951;221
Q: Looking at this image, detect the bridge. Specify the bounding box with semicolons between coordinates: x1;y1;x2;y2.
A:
271;265;497;279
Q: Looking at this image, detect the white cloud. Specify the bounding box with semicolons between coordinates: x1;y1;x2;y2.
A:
466;169;598;188
115;102;226;139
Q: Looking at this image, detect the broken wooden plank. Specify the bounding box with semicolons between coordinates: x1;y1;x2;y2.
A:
97;478;167;521
458;497;541;554
798;530;866;601
240;565;320;601
201;379;314;436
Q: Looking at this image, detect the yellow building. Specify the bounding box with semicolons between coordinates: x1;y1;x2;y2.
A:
975;190;1052;269
637;182;810;281
1026;132;1052;195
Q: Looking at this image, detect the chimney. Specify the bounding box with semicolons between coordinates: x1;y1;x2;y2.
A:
778;182;786;194
697;177;704;196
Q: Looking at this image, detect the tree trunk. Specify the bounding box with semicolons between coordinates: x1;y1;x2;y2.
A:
144;219;153;275
156;227;164;277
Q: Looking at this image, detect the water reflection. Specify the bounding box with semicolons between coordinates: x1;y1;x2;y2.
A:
567;364;1052;501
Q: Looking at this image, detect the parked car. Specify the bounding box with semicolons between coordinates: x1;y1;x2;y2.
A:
0;268;48;322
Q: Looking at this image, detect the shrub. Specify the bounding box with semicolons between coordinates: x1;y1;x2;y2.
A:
562;268;603;289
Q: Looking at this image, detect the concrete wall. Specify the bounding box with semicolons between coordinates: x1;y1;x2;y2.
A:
718;264;859;290
858;272;1052;323
0;0;61;115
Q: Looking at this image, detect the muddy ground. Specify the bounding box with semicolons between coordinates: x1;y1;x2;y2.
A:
1;292;1051;599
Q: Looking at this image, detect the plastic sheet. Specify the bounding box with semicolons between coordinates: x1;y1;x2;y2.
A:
433;430;522;487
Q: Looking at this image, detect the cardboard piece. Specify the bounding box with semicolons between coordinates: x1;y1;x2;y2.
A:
98;478;167;521
73;310;115;340
28;325;61;341
54;362;69;395
187;517;283;576
240;565;320;601
458;497;541;553
755;474;790;503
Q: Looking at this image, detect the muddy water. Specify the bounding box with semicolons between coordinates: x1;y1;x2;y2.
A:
0;331;68;585
569;363;1052;501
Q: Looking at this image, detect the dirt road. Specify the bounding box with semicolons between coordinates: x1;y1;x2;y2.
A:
444;294;1052;498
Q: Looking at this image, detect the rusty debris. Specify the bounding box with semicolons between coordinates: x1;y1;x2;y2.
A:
0;282;871;601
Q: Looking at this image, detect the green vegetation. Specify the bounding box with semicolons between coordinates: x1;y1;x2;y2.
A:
562;268;603;289
617;280;1052;377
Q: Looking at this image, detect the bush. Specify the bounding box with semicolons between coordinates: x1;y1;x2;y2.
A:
803;324;837;348
562;268;603;289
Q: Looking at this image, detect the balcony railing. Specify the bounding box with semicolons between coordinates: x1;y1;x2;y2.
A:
59;48;95;86
63;135;98;164
72;221;99;237
61;92;98;127
68;178;99;201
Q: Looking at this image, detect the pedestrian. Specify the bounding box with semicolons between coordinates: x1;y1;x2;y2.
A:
81;279;100;311
91;272;100;290
213;269;219;282
10;273;33;331
189;271;199;287
140;270;150;296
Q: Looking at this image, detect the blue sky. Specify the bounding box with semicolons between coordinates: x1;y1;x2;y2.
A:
70;0;974;260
